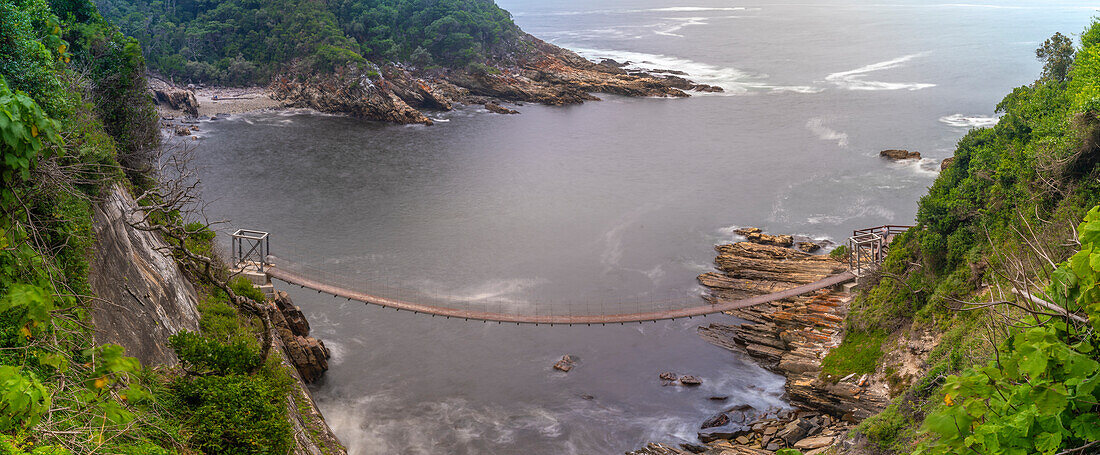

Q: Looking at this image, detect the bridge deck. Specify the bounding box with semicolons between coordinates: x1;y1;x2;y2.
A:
265;266;856;325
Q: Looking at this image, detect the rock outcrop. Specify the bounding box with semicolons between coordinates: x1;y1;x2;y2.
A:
271;291;331;383
696;239;887;421
553;354;577;372
940;156;955;170
89;184;201;366
270;34;721;124
149;77;199;116
631;233;888;454
879;149;921;160
271;70;433;125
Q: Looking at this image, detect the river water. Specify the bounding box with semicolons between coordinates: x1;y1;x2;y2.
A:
190;1;1093;453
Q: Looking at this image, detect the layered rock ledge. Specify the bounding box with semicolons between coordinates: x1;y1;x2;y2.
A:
633;231;888;455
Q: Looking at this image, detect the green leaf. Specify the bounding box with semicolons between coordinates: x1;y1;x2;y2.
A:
1032;385;1069;415
1034;431;1062;453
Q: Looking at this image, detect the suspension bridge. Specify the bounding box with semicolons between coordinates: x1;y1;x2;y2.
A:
230;226;908;325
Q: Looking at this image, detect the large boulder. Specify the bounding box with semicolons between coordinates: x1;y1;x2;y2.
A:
149;78;199;116
879;149;921;160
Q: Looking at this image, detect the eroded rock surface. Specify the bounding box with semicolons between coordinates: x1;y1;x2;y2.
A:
89;184;201;366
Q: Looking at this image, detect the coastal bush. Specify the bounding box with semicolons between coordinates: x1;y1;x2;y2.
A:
915;208;1100;454
169;331;263;376
169;368;293;455
858;404;913;453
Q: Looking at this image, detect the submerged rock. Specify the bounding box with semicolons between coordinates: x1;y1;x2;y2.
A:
484;102;519;114
679;375;702;386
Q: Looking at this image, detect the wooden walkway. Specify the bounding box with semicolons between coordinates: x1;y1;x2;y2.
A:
265;266;856;325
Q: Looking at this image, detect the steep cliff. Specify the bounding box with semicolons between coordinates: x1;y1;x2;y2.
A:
88;183;202;366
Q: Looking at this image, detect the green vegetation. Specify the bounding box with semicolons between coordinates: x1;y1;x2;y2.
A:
95;0;523;85
837;19;1100;454
0;0;295;453
917;208;1100;454
819;329;887;380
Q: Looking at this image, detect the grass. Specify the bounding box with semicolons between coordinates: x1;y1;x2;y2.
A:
820;329;888;382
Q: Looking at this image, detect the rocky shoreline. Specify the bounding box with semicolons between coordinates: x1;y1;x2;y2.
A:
150;34;721;125
633;229;888;455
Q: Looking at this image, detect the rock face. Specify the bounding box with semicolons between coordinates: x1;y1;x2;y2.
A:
149;77;199;116
697;242;846;303
89;184;201;366
879;149;921;160
271;291;331;383
796;241;821;253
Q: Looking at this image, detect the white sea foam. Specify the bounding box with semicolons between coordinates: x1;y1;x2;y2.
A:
514;7;747;17
654;16;709;37
568;46;819;95
411;277;547;308
806;117;850;147
887;157;942;178
825;53;936;91
939;113;999;128
804;203;897;225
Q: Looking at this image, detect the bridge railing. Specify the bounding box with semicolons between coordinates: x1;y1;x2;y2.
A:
848;225;913;277
264;253;702;321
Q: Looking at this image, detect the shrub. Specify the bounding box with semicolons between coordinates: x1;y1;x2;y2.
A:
828;244;849;261
229;276;266;303
0;366;50;431
168;331;262;376
170;372;293;455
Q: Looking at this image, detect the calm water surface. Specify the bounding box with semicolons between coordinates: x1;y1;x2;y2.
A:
191;1;1094;453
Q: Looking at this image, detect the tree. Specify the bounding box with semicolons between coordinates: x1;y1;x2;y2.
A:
1037;32;1075;83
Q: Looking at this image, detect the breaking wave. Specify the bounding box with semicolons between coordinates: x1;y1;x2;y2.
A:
825;53;936;91
939;113;999;128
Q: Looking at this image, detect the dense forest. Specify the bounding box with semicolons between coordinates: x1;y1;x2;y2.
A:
1;0;309;452
94;0;522;85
